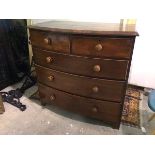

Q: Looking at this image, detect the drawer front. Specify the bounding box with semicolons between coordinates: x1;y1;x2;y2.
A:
38;83;121;125
29;29;70;53
72;36;133;59
33;48;129;80
36;65;125;102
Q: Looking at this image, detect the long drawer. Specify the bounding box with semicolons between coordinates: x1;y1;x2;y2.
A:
30;30;70;53
38;83;122;126
36;65;125;102
72;36;133;59
33;48;129;80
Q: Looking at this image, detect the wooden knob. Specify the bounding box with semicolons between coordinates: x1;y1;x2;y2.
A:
50;95;55;101
92;86;99;93
92;107;98;113
95;44;102;51
44;37;51;45
48;75;54;81
93;65;101;72
46;57;53;63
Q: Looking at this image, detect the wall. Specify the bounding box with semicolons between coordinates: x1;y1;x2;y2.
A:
30;0;155;89
128;18;155;88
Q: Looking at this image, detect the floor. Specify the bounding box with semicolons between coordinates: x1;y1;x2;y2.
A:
0;82;155;135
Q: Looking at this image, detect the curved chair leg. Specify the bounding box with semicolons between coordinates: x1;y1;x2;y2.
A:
148;113;155;122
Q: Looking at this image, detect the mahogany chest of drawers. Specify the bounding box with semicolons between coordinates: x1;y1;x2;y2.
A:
29;21;138;129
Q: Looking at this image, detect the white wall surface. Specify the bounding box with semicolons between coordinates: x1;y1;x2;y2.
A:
31;0;155;89
128;18;155;88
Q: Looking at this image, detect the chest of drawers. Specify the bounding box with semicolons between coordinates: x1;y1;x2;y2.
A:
29;21;138;129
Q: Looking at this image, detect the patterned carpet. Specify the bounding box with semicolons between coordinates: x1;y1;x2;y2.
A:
121;85;141;128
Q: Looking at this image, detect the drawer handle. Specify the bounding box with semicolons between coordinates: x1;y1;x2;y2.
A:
95;44;102;51
92;86;99;93
50;95;55;101
46;57;53;63
92;107;98;113
48;75;54;81
44;37;52;45
93;65;101;72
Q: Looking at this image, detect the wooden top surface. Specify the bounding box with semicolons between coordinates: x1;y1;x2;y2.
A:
28;20;139;36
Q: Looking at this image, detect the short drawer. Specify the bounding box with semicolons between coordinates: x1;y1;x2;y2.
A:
38;83;122;125
72;36;133;59
29;29;70;53
33;48;129;80
36;65;125;102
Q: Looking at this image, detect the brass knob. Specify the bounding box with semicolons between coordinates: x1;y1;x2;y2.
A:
92;107;98;113
48;75;54;81
44;37;51;45
93;65;101;72
50;95;55;101
46;57;53;63
92;86;99;93
95;44;102;51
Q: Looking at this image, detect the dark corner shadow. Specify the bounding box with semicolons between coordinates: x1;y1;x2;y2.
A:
3;83;38;99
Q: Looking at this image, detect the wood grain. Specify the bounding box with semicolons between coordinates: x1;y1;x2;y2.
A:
30;29;70;53
33;48;129;80
72;36;134;59
29;20;138;129
28;20;139;36
36;65;125;102
38;83;121;128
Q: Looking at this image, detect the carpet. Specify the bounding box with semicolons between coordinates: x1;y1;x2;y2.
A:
30;85;142;128
121;85;141;128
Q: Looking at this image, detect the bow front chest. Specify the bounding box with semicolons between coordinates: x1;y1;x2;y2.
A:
29;21;138;129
